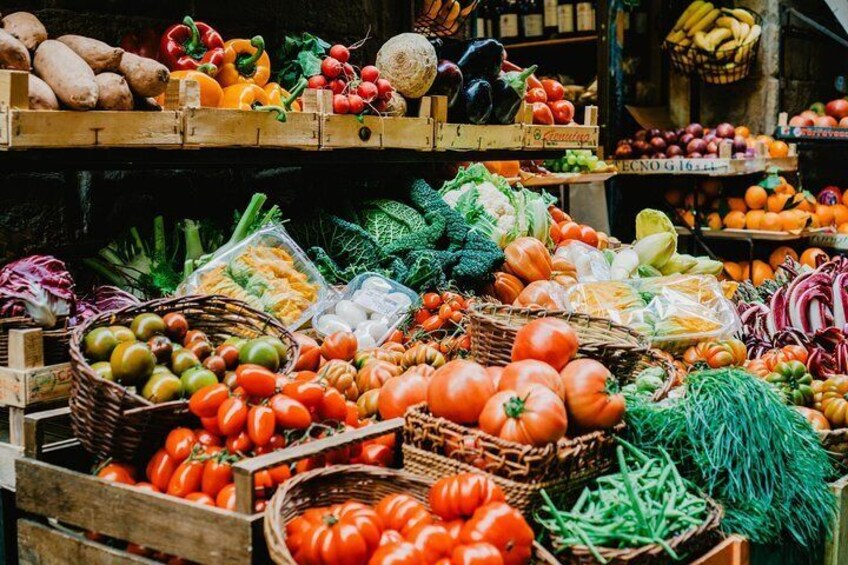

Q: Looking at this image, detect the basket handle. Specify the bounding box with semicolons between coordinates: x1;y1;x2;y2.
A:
231;417;403;514
23;406;76;460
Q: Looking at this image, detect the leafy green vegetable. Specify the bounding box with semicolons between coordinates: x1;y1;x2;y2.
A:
635;208;677;244
274;33;330;90
625;368;834;552
359;199;428;246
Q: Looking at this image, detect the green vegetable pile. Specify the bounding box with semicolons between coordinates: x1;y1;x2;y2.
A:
543;149;609;174
624;368;834;552
288;178;504;291
538;440;710;564
274;33;329;90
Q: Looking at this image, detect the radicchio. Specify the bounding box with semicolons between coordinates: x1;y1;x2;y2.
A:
0;256;75;327
71;286;140;326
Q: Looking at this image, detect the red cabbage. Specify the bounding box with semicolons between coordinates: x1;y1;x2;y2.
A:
0;256;75;327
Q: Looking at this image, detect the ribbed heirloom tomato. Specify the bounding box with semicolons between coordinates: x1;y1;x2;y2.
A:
560;359;625;430
429;473;505;521
460;502;533;565
375;494;432;536
479;385;568;446
368;541;424;565
378;372;428;420
451;542;505;565
511;318;578;371
497;359;565;400
295;502;383;565
320;330;358;361
427;360;495;424
406;523;454;562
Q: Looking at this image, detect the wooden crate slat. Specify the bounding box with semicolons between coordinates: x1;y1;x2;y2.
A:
0;364;72;408
0;441;23;490
183;107;320;148
523;124;599;149
825;474;848;565
15;458;259;564
435;123;524;150
18;519;158;565
321;114;433;150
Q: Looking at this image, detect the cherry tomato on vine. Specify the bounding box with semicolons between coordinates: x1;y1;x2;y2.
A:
270;394;312;429
189;383;229;418
216;483;237;510
165;428;197;461
166;460;204;497
422;315;444;332
247;405;275;447
422;293;442;310
218;397;248;436
201;457;233;498
97;463;136;485
226;430;253;454
281;381;323;410
146;448;177;491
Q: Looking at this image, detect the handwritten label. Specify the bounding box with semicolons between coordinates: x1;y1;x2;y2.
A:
526;126;598;148
776;126;848;140
27;364;73;403
614;159;732;175
808;233;848;250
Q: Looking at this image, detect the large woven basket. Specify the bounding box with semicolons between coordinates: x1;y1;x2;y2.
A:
549;496;724;564
469;303;651;372
69;295;298;462
0;316;70;366
820;428;848;474
264;464;559;565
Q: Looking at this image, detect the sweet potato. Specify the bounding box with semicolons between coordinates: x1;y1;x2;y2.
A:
1;12;47;51
118;52;168;97
27;74;58;109
57;35;123;73
95;72;132;110
0;29;30;71
33;40;98;110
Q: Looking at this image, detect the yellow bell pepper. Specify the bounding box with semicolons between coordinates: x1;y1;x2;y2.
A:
217;36;271;88
170;64;223;108
219;83;269;110
265;83;301;112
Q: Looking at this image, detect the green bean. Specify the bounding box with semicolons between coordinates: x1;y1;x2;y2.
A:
617;437;650;463
617;446;653;536
572;488;590;513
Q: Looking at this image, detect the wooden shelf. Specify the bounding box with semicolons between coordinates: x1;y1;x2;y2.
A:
613;156;798;177
503;35;598;50
512;171;617;187
675;226;804;242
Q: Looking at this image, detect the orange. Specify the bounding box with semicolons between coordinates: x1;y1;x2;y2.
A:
723;261;742;281
723;210;746;229
735;125;751;138
809;213;821;228
815;204;835;226
746;210;765;230
760;212;783;231
769;246;798;270
706;212;722;231
727;197;747;212
833;204;848;226
756;134;774;146
665;188;684;207
740;261;751;281
794;191;815;212
838;223;848;234
681;210;695;228
800;247;829;268
843;190;848;207
767;193;792;213
779;209;808;231
769;140;790;158
752;260;775;287
744;186;768;210
775;180;796;196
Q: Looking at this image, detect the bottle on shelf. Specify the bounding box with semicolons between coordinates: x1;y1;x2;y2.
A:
557;0;575;35
576;0;595;32
498;0;520;40
475;1;491;37
543;0;559;36
521;0;544;39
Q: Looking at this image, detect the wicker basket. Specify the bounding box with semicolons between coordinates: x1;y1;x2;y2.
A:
69;295;298;462
549;496;724;564
264;464;559;565
820;428;848;474
403;403;623;515
0;316;70;366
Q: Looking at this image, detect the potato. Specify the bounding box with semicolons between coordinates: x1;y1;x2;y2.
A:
27;74;58;109
95;72;132;110
119;52;169;98
57;35;123;73
1;12;47;51
0;29;30;71
33;40;98;110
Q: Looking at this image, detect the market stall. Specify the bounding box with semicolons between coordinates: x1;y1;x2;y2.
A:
0;1;847;565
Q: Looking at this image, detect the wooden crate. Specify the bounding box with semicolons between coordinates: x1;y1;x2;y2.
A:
0;70;182;149
312;89;434;150
825;474;848;565
0;329;72;490
433;96;528;151
691;535;749;565
16;410;403;565
176;80;320;149
523;105;600;149
18;519;159;565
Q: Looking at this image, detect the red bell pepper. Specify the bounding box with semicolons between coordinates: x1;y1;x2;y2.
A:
120;28;160;60
159;16;225;71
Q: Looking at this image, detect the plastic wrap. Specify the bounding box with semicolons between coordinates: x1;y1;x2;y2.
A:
566;274;740;352
312;273;419;347
179;226;331;330
553;240;611;282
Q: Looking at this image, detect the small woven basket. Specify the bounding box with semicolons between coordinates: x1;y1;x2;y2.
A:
69;295;298;462
264;464;559;565
549;496;724;564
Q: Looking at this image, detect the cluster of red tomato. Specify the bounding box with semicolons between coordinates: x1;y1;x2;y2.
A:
390;290;473;358
549;206;602;249
427;318;624;450
524;77;576;126
286;473;534;565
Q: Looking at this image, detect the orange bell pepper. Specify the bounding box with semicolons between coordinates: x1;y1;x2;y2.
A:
219;83;269;110
169;64;223;108
217;36;271;88
264;83;301;112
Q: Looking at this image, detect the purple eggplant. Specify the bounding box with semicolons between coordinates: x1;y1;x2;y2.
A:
428;60;464;108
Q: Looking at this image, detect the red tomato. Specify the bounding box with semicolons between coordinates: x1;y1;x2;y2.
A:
541;79;564;102
380;530;405;547
97;463;136;485
558;221;582;241
438;304;454;321
247;405;275;447
201;416;222;436
201;457;233;498
407;523;454;562
345;401;360;427
185;492;216;506
293;332;321;371
429;473;505;521
165;428;197;461
422;292;442;310
268;463;292;484
188;383;229;418
146;448;177;491
267;394;309;429
525;87;547;103
422;315;444;332
451;542;505;565
268;434;286;450
414;308;431;325
356;443;394;467
316;387;348;422
376;494;432;536
579;225;598;247
216;483;237;510
134;481;160;493
215;344;240;369
282;381;324;409
226;430;253;454
460;503;533;565
427;360;495;425
236;364;277;398
166;460;204;497
511;318;578;371
194;428;222;447
217;397;248;436
368;542;424;565
560;359;625;430
254;469;274;495
498;359;565;399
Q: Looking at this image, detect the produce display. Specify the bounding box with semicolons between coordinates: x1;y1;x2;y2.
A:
615;122;786;159
664;3;760;59
542;150;613;174
787;97;848;128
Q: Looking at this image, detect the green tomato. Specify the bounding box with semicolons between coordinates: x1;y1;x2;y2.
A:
223;336;247;351
91;361;114;382
180;367;218;396
170;349;200;375
109;342;156;386
109;325;136;344
259;336;289;363
84;327;118;362
130;313;166;341
239;338;280;371
142;372;183;403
